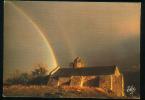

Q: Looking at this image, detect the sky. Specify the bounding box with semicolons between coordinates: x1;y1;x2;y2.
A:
4;1;140;79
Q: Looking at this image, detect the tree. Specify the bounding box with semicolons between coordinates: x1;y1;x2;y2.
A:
30;64;49;85
5;64;49;85
31;64;48;77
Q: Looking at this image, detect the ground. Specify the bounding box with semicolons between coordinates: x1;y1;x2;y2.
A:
3;85;138;99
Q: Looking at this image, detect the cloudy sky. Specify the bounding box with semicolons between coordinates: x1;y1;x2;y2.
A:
4;1;140;79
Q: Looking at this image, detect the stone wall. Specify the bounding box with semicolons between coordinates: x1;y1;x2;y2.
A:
112;74;124;96
70;76;84;86
99;75;112;91
58;76;100;87
58;77;71;86
83;76;99;87
48;75;124;97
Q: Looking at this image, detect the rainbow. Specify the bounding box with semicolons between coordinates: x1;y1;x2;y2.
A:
10;2;58;68
54;15;77;59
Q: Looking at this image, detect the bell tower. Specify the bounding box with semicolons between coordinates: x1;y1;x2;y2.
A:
73;57;85;68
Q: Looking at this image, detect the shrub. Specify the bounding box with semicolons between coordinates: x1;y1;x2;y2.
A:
5;64;49;85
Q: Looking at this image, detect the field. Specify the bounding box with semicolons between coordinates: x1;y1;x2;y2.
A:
3;85;117;98
3;85;139;99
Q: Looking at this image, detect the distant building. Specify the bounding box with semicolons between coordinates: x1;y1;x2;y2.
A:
48;57;125;97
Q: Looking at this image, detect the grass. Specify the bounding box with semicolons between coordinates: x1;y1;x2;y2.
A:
3;85;139;99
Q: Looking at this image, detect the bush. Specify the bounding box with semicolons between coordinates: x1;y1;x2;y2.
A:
5;64;49;85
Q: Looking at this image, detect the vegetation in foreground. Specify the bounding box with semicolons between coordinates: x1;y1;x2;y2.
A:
4;64;50;86
3;85;140;99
